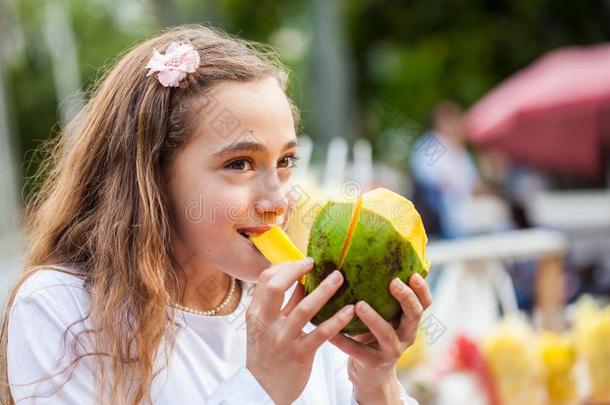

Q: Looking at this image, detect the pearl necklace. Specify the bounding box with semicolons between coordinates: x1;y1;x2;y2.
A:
171;277;237;316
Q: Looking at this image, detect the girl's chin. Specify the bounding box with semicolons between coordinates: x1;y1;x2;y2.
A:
232;257;270;283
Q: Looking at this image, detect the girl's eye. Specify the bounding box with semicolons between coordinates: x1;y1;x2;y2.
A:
224;158;253;171
278;154;300;169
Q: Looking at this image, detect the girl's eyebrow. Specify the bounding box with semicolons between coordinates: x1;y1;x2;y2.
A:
213;138;299;157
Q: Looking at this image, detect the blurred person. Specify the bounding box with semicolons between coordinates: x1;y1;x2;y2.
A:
0;26;429;405
410;101;491;239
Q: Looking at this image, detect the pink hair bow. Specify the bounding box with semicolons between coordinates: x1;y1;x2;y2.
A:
145;42;200;87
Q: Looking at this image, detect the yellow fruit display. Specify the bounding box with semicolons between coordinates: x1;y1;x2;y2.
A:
481;315;547;405
573;296;610;402
536;332;577;405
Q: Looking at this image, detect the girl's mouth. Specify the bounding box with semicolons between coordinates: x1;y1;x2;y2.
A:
237;229;250;240
236;226;271;242
236;218;287;245
236;228;263;254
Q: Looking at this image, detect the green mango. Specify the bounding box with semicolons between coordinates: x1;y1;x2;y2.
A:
305;187;430;335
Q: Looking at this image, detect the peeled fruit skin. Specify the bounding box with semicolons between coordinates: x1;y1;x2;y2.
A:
303;201;355;282
306;188;429;335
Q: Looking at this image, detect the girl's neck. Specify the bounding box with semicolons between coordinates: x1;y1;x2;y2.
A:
172;238;243;315
178;271;243;315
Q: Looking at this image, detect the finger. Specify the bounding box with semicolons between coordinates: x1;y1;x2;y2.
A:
299;304;355;353
255;258;314;318
284;270;345;335
391;278;424;321
281;282;305;316
354;301;402;357
395;314;420;347
328;333;377;364
407;274;432;309
390;278;424;343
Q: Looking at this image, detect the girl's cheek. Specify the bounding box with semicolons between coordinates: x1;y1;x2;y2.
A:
198;187;252;227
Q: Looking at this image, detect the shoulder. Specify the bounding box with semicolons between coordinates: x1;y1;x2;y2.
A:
7;269;100;403
410;132;435;166
11;267;90;320
8;268;94;354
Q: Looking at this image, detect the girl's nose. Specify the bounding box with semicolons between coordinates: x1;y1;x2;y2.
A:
254;175;289;220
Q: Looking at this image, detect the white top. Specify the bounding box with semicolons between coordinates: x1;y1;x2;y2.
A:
8;269;418;404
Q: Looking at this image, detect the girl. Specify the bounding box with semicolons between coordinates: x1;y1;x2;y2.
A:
0;25;431;404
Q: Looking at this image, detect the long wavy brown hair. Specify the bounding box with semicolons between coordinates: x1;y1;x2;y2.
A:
0;24;297;405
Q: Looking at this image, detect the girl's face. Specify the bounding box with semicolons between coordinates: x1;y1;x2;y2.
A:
166;77;299;283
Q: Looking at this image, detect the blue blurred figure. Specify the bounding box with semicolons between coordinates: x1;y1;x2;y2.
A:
410;101;482;239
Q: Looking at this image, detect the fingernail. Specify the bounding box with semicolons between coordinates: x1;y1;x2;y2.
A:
410;274;422;287
358;301;370;313
300;257;314;266
341;305;355;318
393;278;405;291
327;270;342;284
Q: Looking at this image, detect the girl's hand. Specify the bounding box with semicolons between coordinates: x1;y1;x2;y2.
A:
329;273;432;401
245;257;355;405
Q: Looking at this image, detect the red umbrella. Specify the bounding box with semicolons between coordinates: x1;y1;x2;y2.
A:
466;43;610;178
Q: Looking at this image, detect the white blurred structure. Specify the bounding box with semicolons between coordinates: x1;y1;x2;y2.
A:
351;138;373;190
321;136;349;196
0;70;21;305
426;228;569;364
0;58;20;241
0;0;24;306
43;0;85;126
528;190;610;289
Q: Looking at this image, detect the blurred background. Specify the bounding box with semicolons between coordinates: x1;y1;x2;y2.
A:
1;1;609;404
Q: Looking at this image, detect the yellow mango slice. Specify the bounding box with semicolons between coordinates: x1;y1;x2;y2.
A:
250;226;307;285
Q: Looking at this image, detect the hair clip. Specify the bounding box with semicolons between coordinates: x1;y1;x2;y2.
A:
145;41;200;87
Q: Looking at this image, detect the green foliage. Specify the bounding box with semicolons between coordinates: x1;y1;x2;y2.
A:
346;0;609;131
